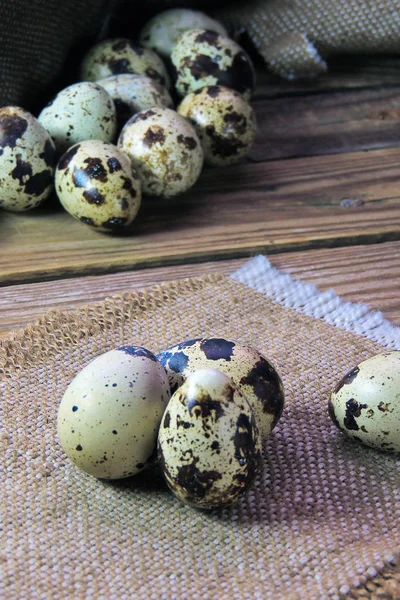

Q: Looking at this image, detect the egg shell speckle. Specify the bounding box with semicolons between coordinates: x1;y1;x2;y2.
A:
158;368;261;509
81;39;171;90
139;8;227;58
178;85;256;166
57;346;171;479
55;140;141;232
329;351;400;452
157;337;284;439
97;74;174;133
38;82;117;153
171;29;255;100
0;106;56;212
118;107;203;197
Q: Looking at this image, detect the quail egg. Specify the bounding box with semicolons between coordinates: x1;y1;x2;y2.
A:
157;337;284;438
118;107;203;197
139;8;227;58
81;39;171;90
96;74;174;132
57;346;171;479
0;106;56;212
171;29;255;99
158;368;261;509
178;85;256;166
38;82;117;153
329;351;400;452
55;140;141;232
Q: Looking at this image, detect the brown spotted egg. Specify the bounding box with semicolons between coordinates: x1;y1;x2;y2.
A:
139;8;227;58
38;82;117;153
80;39;171;90
178;85;256;166
97;74;174;133
118;107;203;197
55;140;141;232
329;351;400;453
57;346;171;479
171;29;255;99
0;106;56;212
157;337;284;439
158;368;261;509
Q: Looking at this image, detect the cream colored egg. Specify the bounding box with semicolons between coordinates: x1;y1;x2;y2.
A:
178;85;256;166
329;351;400;452
157;337;284;439
57;346;171;479
96;74;173;132
139;8;227;58
171;29;255;99
158;368;261;509
81;39;171;90
118;107;203;197
55;140;141;232
0;106;56;212
38;82;117;153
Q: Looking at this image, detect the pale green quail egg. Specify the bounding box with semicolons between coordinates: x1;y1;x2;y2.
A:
38;82;117;153
80;39;171;90
178;85;256;166
171;29;255;99
139;8;227;58
329;351;400;452
55;140;141;232
0;106;56;212
158;368;261;509
118;107;203;197
57;346;170;479
96;74;173;132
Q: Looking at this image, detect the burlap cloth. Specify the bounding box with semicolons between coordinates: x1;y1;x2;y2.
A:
1;273;399;599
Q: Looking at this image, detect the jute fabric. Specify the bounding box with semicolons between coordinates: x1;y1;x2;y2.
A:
1;275;399;599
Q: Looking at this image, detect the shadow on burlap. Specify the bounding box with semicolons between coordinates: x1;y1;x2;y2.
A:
1;275;399;599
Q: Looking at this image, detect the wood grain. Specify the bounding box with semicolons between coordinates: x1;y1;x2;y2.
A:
0;242;398;338
254;57;400;98
1;147;400;285
250;87;400;161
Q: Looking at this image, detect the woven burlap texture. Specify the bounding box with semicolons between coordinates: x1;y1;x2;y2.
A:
1;275;399;600
216;0;400;78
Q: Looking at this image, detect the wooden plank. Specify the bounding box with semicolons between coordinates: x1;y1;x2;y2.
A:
1;147;399;285
250;87;400;162
0;242;398;338
254;57;400;98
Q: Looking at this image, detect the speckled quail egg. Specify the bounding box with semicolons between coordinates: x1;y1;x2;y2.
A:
157;337;284;439
329;351;400;452
118;107;203;197
57;346;171;479
96;74;174;132
178;85;256;166
80;39;171;90
158;368;261;509
0;106;56;212
38;82;117;153
171;29;255;100
55;140;141;232
139;8;227;58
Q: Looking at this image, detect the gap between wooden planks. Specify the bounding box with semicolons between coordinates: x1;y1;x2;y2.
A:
0;241;398;339
1;147;400;285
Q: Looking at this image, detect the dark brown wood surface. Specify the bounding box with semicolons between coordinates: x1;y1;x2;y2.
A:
1;241;399;338
0;57;399;337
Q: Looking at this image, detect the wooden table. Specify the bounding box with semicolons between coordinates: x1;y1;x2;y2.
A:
1;56;399;338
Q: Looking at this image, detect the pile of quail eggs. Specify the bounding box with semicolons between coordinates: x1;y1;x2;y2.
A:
58;337;285;510
0;8;257;233
57;335;399;511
